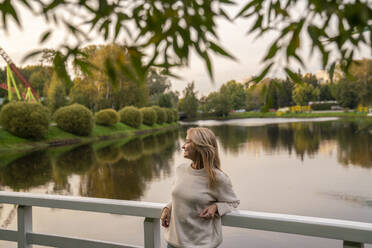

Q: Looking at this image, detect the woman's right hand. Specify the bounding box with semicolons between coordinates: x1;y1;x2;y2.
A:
160;207;170;227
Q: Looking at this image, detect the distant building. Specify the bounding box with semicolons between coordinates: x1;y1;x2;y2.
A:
315;70;330;84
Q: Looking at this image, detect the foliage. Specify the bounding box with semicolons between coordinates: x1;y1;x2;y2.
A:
310;103;336;111
158;93;175;108
22;65;53;97
178;82;199;118
0;102;50;139
152;106;166;124
69;77;98;110
165;108;174;123
292;83;319;106
319;84;335;101
74;44;149;110
95;109;120;126
205;91;232;117
172;108;179;122
333;79;360;109
290;106;311;113
47;72;67;112
140;107;157;126
220;80;246;110
119;106;143;128
54;104;94;136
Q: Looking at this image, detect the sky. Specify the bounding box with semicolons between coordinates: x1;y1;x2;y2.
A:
0;2;370;97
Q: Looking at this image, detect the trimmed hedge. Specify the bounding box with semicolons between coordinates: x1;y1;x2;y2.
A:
310;103;335;110
172;108;178;122
119;106;143;128
165;108;174;123
0;102;50;139
54;104;94;136
95;109;119;126
141;107;157;126
152;106;166;124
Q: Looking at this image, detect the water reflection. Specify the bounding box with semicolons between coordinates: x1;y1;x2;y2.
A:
181;120;372;168
0;151;52;190
0;121;371;196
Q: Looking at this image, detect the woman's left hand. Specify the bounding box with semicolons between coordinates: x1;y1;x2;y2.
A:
200;204;218;219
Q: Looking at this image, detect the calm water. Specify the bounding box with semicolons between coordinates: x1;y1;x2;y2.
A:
0;118;371;248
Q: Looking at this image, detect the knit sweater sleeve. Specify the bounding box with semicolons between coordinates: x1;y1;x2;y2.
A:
215;173;240;216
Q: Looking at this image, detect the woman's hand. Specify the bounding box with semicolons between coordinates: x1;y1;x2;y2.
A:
200;204;218;219
160;207;171;227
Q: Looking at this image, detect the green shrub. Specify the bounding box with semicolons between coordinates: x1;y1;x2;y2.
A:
152;106;166;124
0;102;50;139
119;106;143;128
95;109;119;126
165;108;174;123
141;107;157;126
54;104;94;136
172;108;179;122
310;103;335;110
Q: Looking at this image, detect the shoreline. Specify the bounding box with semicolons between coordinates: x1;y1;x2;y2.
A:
0;122;179;154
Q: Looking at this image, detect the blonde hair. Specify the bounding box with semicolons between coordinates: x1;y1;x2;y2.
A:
187;127;221;187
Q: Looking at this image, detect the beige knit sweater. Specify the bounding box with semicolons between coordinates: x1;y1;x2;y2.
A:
164;163;240;248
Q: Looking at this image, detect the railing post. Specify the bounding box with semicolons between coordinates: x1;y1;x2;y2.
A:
144;218;160;248
17;205;32;248
343;241;364;248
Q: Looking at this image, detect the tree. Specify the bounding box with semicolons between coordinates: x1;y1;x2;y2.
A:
178;82;198;118
69;77;98;110
220;80;246;110
292;83;319;106
334;80;360;108
147;69;172;105
3;0;369;85
205;92;232;117
47;72;67;112
319;84;335;101
158;93;174;108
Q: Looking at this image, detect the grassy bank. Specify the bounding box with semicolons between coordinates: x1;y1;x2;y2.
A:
0;122;178;153
185;111;369;121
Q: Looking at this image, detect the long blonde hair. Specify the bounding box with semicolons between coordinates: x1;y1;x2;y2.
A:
187;127;221;187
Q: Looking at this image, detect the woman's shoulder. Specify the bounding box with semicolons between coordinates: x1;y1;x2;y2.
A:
214;169;232;185
175;163;189;172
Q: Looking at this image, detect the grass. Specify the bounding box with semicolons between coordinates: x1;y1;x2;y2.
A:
0;121;178;154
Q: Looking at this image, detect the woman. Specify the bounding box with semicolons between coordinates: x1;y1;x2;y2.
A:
161;127;239;248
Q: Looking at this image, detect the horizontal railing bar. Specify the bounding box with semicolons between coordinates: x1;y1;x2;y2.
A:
1;191;372;245
27;232;140;248
0;229;18;242
222;211;372;244
0;191;163;218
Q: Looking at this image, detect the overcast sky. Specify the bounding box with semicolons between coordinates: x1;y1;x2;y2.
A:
0;2;370;97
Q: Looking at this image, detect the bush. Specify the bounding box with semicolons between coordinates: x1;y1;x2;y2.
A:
141;107;157;126
152;106;166;124
172;108;178;122
310;103;335;110
0;102;50;139
119;106;143;128
54;104;94;136
165;108;174;123
95;109;119;126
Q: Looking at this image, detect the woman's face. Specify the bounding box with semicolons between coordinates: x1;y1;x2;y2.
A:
182;133;196;161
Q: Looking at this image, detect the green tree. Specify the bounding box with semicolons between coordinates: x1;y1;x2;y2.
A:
158;93;174;108
178;82;198;118
70;77;98;109
205;91;232;117
47;73;67;112
292;83;319;106
220;80;246;110
319;84;335;101
334;80;360;108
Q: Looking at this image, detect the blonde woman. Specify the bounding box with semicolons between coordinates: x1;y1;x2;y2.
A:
161;127;239;248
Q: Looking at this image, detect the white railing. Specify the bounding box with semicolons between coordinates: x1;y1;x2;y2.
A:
0;191;371;248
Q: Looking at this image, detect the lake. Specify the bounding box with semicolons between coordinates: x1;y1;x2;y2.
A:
0;118;371;248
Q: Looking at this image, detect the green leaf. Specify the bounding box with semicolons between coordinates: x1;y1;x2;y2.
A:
209;42;236;60
40;30;52;44
263;43;280;61
22;50;43;63
328;62;336;83
251;62;274;83
284;67;302;84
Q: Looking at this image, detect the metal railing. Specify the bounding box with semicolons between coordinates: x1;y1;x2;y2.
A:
0;191;371;248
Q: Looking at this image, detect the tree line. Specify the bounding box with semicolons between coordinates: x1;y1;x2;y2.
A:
0;44;179;112
178;59;372;118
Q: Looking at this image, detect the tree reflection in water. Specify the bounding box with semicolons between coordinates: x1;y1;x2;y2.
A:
79;130;178;200
0;151;52;190
0;122;370;195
